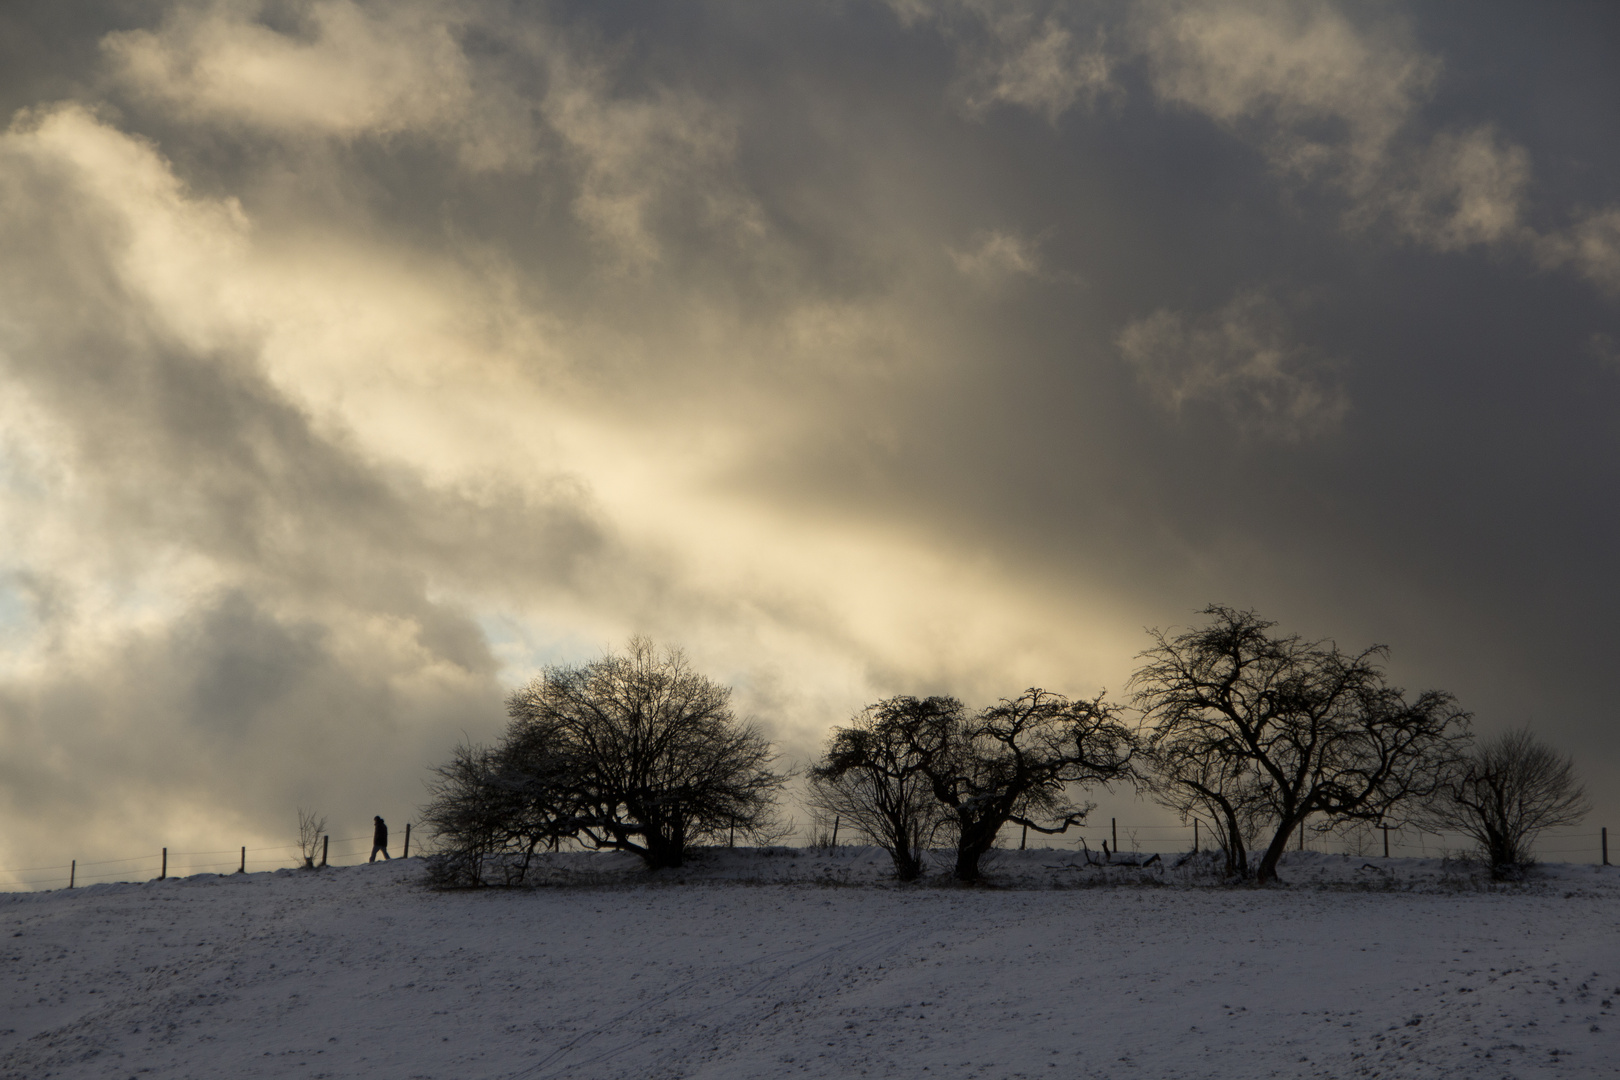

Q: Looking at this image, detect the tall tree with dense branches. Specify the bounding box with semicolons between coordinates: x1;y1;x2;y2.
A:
505;637;785;869
1132;606;1471;884
426;638;785;879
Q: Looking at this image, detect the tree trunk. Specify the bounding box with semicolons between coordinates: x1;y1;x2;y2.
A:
884;817;927;882
1254;817;1302;884
1219;803;1248;879
1484;823;1519;880
953;821;998;881
643;831;685;869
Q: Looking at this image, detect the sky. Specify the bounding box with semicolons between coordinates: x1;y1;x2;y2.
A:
1;0;1617;877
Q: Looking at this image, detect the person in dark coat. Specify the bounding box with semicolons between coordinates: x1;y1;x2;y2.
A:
370;816;391;862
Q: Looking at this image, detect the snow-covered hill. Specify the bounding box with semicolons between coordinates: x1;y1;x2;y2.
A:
3;849;1617;1079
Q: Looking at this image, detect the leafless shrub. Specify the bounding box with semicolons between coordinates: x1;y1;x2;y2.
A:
1420;727;1589;880
297;807;326;869
746;815;798;848
421;737;574;888
805;807;840;849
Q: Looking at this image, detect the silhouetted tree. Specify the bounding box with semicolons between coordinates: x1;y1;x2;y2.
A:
1132;606;1471;884
1142;733;1266;879
505;637;785;869
1420;727;1589;880
864;690;1136;882
297;807;326;870
940;689;1136;882
807;697;952;881
421;723;578;887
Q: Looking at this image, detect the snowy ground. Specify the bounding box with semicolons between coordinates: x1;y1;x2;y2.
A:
2;848;1617;1079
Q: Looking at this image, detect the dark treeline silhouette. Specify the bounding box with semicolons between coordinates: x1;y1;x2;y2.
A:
423;609;1586;887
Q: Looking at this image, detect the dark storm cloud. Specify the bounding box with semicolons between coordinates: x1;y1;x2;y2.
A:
1;0;1617;875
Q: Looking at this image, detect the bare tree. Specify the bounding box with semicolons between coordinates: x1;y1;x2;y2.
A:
297;807;326;869
421;744;505;887
506;637;785;869
420;724;578;888
945;689;1136;882
1142;733;1265;879
877;689;1135;882
807;697;952;881
1132;606;1471;884
1420;727;1589;880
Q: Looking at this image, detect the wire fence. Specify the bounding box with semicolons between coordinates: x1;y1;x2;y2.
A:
0;828;416;892
979;819;1612;864
2;820;1610;893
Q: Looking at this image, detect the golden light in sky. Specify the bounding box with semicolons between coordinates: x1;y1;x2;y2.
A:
1;1;1617;877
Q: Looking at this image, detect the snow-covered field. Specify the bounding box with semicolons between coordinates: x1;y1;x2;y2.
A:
3;849;1617;1079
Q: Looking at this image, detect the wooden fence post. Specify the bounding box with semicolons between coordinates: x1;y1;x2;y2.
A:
1193;819;1199;852
320;835;328;868
831;816;839;847
69;860;74;889
1112;818;1117;851
1382;825;1391;859
238;846;246;874
160;848;166;881
1020;823;1028;850
403;823;411;858
1603;827;1609;866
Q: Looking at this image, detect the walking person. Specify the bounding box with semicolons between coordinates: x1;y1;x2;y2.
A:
370;815;391;862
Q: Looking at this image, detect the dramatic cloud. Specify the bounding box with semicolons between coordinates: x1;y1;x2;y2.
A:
1540;208;1620;297
935;1;1619;289
946;4;1116;121
1;0;1617;881
949;229;1049;281
1137;0;1437;187
105;3;481;138
1118;291;1346;440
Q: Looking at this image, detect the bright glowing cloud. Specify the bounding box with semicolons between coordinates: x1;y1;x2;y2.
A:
0;1;1616;882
